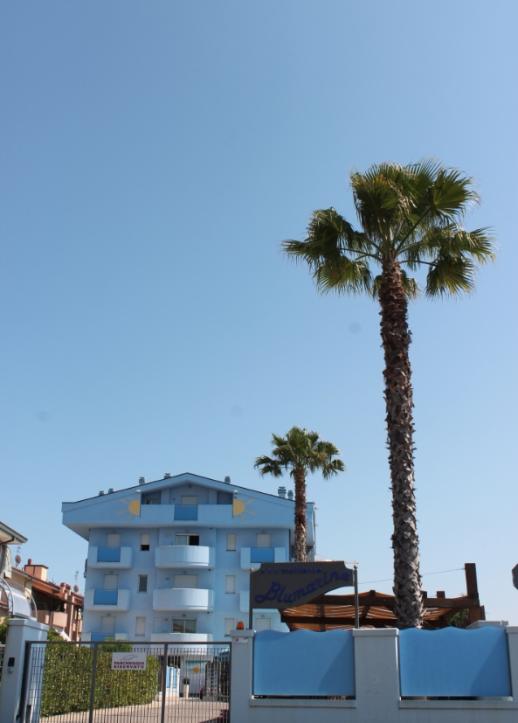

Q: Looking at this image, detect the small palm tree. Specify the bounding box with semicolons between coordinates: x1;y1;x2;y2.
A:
284;161;494;626
255;426;345;561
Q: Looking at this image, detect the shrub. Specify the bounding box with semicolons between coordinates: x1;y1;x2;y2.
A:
40;642;160;716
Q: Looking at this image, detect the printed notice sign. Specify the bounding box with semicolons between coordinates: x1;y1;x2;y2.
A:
111;652;147;671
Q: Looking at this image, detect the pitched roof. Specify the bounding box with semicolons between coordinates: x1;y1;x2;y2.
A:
63;471;298;506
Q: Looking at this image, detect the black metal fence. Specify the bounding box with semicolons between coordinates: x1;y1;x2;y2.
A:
22;641;230;723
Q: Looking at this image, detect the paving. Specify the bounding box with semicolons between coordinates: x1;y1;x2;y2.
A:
42;700;229;723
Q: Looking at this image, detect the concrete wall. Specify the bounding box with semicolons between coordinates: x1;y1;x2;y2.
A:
230;628;518;723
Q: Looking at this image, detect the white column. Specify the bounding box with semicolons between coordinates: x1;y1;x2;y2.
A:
229;629;254;723
0;618;48;723
353;628;399;723
506;627;518;699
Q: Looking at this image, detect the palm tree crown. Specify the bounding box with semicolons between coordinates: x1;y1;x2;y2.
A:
284;161;494;626
255;426;345;561
284;160;493;297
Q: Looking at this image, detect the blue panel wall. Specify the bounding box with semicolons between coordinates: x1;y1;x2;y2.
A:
399;627;512;697
174;505;198;521
250;547;275;563
93;589;118;605
253;630;354;697
97;546;121;562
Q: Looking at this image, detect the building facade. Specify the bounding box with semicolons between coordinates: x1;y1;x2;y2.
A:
62;472;315;643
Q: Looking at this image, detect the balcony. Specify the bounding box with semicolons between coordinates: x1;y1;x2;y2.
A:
153;588;213;612
37;610;68;629
87;546;132;569
83;632;128;642
140;504;233;527
150;632;213;644
240;547;287;570
84;588;131;612
155;545;213;569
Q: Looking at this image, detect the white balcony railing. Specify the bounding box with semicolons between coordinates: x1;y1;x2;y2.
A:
152;588;213;612
84;588;131;612
150;632;213;643
155;545;213;569
87;546;132;569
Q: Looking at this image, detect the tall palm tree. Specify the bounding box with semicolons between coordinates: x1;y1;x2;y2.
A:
255;426;345;561
284;161;494;626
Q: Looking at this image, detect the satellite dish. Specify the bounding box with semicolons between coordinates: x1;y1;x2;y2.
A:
513;564;518;590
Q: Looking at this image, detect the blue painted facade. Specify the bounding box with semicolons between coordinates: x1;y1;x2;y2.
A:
62;472;316;643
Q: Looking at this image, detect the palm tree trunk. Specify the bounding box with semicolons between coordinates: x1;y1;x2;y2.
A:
293;466;307;562
379;259;423;627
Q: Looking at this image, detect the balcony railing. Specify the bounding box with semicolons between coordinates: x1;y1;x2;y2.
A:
153;587;214;612
241;547;287;570
37;611;68;629
155;545;213;569
150;632;213;643
83;632;128;642
84;588;131;612
87;546;132;569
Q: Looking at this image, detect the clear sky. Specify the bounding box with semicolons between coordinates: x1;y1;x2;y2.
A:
1;1;517;622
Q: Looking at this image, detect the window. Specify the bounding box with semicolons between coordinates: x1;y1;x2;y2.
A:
256;533;271;548
142;491;161;505
100;615;114;634
104;573;118;590
107;533;120;548
135;616;146;636
217;491;233;505
175;534;199;546
138;575;148;593
225;575;236;594
224;618;235;635
226;534;236;551
140;533;150;551
175;574;197;588
172;619;196;634
181;495;198;505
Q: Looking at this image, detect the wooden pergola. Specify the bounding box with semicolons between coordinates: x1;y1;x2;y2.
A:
281;563;485;630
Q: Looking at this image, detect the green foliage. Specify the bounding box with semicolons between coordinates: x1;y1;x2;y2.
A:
40;643;160;716
0;619;8;644
255;426;345;479
284;160;494;298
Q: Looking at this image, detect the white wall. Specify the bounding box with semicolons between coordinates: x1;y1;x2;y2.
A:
230;628;518;723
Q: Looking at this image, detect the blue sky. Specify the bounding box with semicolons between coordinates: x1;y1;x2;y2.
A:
1;1;517;621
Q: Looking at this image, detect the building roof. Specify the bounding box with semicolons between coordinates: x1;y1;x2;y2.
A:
62;471;301;508
281;564;485;630
0;520;27;546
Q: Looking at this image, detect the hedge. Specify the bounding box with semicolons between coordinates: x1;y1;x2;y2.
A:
40;642;161;716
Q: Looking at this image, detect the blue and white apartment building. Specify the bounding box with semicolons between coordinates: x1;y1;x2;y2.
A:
62;472;316;642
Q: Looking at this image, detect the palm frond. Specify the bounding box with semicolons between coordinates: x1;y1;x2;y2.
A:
314;256;372;294
426;255;476;296
254;455;283;477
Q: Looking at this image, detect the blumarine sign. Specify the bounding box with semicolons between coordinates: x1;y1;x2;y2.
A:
250;561;354;610
111;652;147;671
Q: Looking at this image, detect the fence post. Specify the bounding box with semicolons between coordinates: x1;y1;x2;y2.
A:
229;629;254;723
87;643;98;723
160;643;168;723
353;627;400;723
0;618;48;723
506;627;518;698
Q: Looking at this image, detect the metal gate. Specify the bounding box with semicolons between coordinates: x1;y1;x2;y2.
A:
21;641;230;723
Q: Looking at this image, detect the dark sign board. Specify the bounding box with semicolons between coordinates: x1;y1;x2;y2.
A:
250;561;354;611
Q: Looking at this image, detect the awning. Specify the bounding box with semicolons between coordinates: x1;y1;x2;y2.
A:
0;577;35;619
